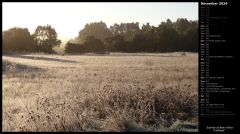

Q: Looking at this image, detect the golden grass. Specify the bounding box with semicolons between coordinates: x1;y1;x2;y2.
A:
2;52;198;132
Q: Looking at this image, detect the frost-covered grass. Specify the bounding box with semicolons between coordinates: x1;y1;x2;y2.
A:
2;52;198;132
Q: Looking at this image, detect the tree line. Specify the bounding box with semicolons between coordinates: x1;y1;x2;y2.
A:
3;25;61;54
2;18;198;54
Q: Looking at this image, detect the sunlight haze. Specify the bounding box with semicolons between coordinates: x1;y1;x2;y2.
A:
3;2;198;42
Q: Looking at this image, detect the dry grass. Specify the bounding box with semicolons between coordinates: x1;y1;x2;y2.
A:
2;52;198;132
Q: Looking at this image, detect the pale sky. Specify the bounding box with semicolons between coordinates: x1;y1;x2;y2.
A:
2;2;198;42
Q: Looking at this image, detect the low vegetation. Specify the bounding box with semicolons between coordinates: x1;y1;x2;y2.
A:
2;52;198;132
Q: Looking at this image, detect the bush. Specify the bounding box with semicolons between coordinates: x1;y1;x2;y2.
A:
65;36;106;53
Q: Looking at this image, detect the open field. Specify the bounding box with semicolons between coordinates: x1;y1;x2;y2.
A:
2;52;198;132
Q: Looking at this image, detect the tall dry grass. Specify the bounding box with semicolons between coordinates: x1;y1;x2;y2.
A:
2;52;198;132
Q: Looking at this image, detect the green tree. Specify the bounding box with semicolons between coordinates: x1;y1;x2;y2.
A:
181;22;198;52
142;22;152;33
65;42;84;53
105;35;127;52
156;20;179;52
174;18;191;35
3;27;36;53
33;25;61;53
129;32;158;52
110;22;140;41
82;36;106;53
67;18;198;53
76;21;112;44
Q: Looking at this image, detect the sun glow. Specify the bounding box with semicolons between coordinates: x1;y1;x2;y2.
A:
3;2;198;42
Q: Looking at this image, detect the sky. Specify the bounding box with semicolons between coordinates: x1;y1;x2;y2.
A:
2;2;198;42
